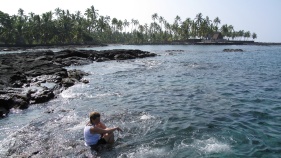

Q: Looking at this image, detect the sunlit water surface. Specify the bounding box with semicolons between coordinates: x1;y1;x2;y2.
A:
1;45;281;157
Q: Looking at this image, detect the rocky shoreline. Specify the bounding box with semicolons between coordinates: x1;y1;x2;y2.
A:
0;49;157;117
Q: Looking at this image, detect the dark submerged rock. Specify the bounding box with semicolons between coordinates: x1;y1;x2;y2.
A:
223;49;243;52
61;77;77;87
0;49;156;117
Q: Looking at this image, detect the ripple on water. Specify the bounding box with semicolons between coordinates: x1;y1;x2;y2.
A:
195;137;231;153
173;137;231;157
118;145;168;158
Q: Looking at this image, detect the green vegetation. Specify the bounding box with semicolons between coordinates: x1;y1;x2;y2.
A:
0;6;257;45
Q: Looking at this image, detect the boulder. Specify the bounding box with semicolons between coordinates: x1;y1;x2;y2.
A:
0;107;8;117
68;69;89;81
81;79;89;84
32;89;55;104
61;78;76;87
12;95;29;109
0;95;13;111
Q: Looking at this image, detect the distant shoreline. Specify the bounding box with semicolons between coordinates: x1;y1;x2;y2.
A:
193;42;281;46
0;44;107;51
0;42;281;52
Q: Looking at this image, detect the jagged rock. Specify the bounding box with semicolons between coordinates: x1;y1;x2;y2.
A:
12;96;29;109
61;77;77;87
82;79;89;84
10;72;27;88
0;49;157;117
32;89;55;104
68;69;89;81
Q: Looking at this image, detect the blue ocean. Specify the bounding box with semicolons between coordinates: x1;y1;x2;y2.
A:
0;45;281;157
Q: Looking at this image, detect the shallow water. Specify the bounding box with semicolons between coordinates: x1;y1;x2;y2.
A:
1;45;281;157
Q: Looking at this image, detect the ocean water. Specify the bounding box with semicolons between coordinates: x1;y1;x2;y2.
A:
0;45;281;157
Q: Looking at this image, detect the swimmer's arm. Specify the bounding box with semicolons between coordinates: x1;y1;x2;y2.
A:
90;126;122;134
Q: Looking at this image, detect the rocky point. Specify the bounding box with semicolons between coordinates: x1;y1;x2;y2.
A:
0;49;157;117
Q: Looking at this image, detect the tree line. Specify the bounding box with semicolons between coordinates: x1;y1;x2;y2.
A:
0;5;257;45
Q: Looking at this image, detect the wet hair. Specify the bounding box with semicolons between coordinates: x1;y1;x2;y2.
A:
89;111;100;121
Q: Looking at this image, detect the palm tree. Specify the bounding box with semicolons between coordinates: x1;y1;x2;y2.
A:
97;16;106;32
175;15;181;24
190;20;197;38
84;6;99;33
180;18;192;40
95;15;111;42
55;8;62;18
238;30;244;40
220;24;229;39
0;11;15;44
137;24;145;43
117;20;123;32
171;15;181;40
143;23;149;42
90;5;99;20
195;13;203;26
22;12;37;44
123;19;129;33
194;13;204;37
213;17;220;32
72;11;86;43
152;13;158;23
132;19;139;32
0;5;258;45
252;32;257;40
200;16;212;39
227;25;235;40
205;16;212;27
15;8;27;44
111;18;118;32
159;16;164;31
32;14;42;44
244;31;251;41
130;19;135;32
41;11;54;43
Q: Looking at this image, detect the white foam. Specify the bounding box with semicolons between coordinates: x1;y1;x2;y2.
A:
195;137;231;153
60;84;82;98
177;137;231;155
9;108;23;114
119;145;167;158
66;122;85;131
61;91;83;98
60;85;121;99
60;82;97;99
94;92;121;98
140;114;155;120
136;59;162;70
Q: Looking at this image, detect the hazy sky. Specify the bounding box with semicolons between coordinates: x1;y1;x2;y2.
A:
1;0;280;42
